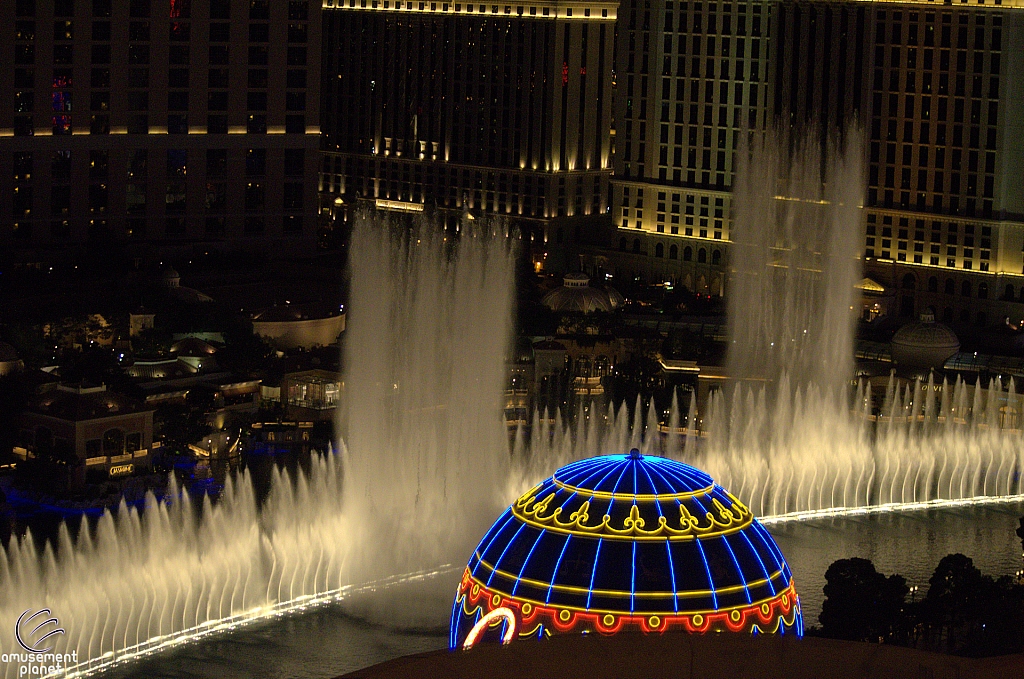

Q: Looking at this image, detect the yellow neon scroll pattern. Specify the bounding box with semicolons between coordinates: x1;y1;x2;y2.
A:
511;485;753;541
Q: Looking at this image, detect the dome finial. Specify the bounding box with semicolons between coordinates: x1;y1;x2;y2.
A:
629;448;642;460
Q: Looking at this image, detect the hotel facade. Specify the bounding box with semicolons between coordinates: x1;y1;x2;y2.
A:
603;0;1024;327
319;0;617;255
0;0;321;259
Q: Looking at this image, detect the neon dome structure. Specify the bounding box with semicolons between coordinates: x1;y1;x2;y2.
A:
451;451;802;649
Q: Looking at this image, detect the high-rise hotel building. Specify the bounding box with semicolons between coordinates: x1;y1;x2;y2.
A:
319;0;615;248
0;0;321;259
605;0;1024;327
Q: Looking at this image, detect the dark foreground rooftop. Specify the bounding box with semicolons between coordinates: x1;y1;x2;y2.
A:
340;633;1023;679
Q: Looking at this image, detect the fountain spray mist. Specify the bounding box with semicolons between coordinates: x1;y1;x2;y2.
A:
339;214;517;583
726;126;864;392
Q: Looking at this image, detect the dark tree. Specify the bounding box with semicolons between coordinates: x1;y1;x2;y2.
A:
1016;516;1024;555
922;553;985;652
819;557;909;643
156;389;215;455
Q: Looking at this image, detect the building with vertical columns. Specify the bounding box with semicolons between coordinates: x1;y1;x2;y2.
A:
599;0;1024;329
0;0;321;260
319;0;615;257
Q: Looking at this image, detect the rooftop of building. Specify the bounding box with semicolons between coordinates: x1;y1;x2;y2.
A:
30;384;152;421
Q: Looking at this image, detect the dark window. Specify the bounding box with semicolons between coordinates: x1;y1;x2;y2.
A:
129;22;149;40
284;149;304;177
209;69;229;88
91;68;110;87
288;1;309;20
130;0;151;16
207;115;227;134
91;45;111;64
90;115;109;134
210;0;230;19
209;23;230;42
247;92;267;111
169;68;189;88
169;45;189;64
286;92;306;111
168;114;188;134
248;69;268;88
129;45;150;64
168;91;189;111
206;149;227;177
285;115;304;133
128;92;149;110
208;92;228;111
92;21;111;40
287;47;307;65
249;0;269;19
15;45;35;65
249;46;268;65
287;24;307;43
249;24;269;42
698;248;707;263
128;114;149;134
90;92;110;111
283;183;304;211
245;216;265;233
287;70;307;88
247;115;266;134
209;46;229;65
246;149;266;176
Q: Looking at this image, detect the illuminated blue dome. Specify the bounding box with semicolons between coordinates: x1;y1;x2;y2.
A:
451;451;801;649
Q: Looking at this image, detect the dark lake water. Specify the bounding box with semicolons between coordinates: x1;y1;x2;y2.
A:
96;500;1024;679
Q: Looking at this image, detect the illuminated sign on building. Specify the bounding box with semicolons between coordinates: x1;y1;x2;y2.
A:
109;464;134;477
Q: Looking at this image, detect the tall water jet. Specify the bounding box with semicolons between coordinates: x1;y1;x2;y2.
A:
726;126;864;392
339;214;517;582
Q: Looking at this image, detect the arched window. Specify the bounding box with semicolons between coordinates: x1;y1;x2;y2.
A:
632;239;641;254
944;279;955;295
683;246;692;261
902;273;916;289
943;307;954;323
928;276;938;292
961;280;972;297
655;243;664;258
619;237;627;251
976;311;987;327
102;428;125;454
1004;284;1015;300
698;248;707;263
978;282;988;299
669;244;678;259
960;309;971;323
711;250;721;265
